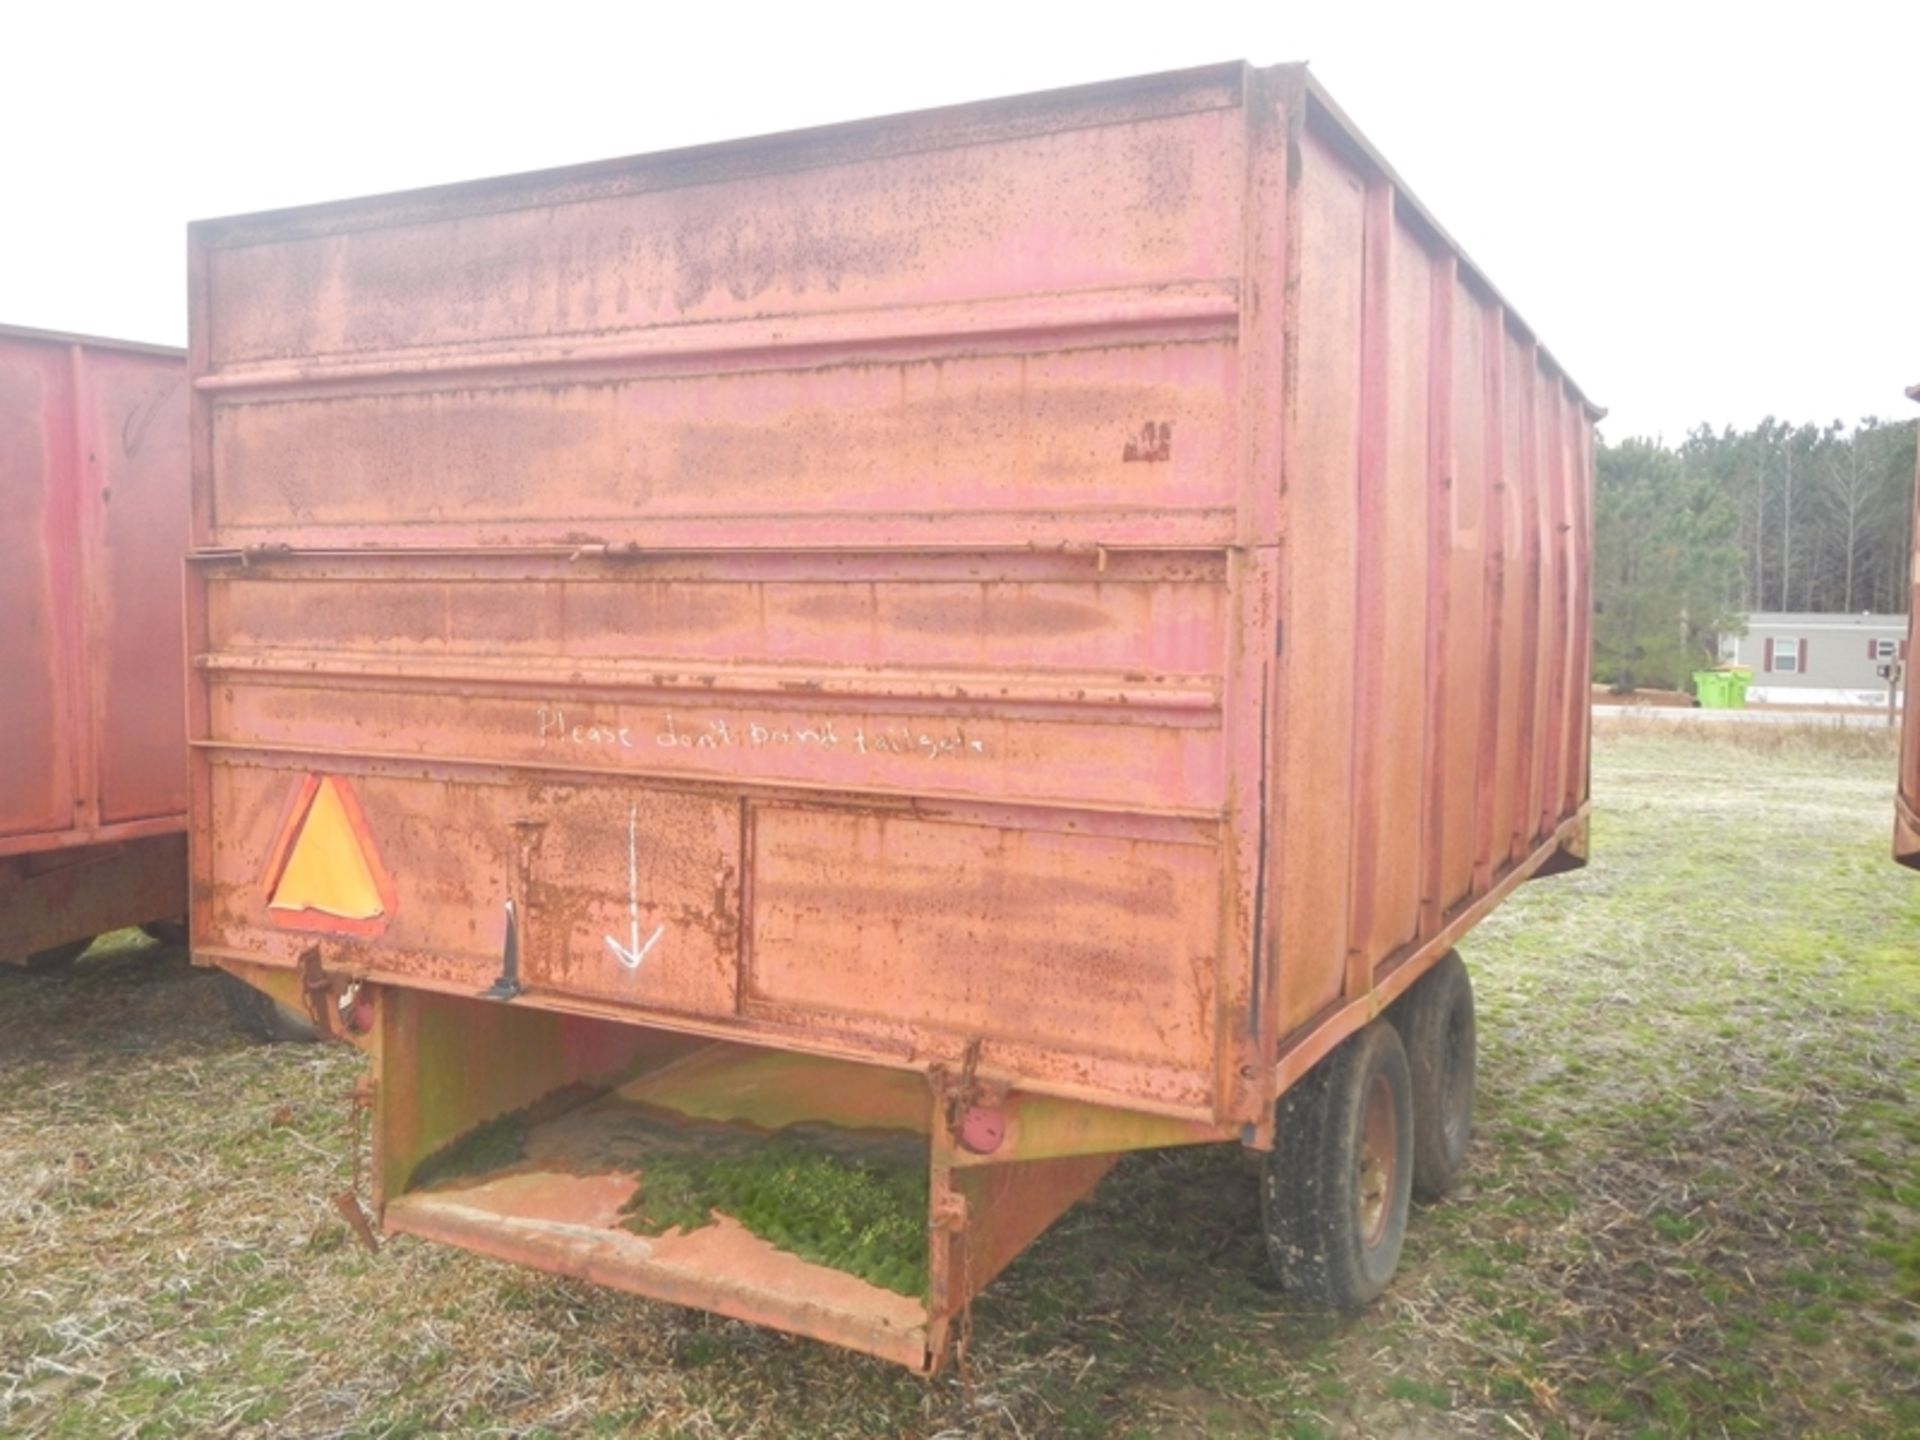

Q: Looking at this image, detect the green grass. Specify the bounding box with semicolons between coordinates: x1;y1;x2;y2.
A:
618;1126;929;1297
408;1112;529;1190
0;724;1914;1436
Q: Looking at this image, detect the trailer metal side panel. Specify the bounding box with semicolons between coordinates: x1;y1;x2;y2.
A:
0;325;190;961
1265;102;1595;1051
188;63;1595;1124
0;328;188;849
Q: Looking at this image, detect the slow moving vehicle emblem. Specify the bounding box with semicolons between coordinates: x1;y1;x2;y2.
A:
261;775;396;936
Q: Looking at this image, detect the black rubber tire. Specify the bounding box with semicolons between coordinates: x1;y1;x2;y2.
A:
141;921;190;947
1262;1019;1414;1309
23;939;91;974
216;970;320;1044
1398;950;1476;1202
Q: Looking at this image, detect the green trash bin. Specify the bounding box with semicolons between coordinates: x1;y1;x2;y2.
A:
1693;668;1750;709
1723;667;1752;708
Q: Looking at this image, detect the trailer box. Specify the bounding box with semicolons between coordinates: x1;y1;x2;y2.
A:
2;326;189;966
187;62;1598;1369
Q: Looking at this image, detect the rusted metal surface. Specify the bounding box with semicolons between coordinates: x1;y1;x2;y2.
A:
187;62;1598;1364
1898;380;1920;868
0;325;189;957
369;988;1148;1372
0;836;187;965
387;1179;934;1368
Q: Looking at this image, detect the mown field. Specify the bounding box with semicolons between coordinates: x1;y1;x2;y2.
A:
2;724;1916;1438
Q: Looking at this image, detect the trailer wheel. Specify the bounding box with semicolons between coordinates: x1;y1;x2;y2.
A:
24;939;91;974
1262;1019;1413;1310
1399;950;1476;1201
216;971;320;1044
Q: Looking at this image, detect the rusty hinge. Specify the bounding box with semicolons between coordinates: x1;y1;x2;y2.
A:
297;947;340;1041
936;1037;985;1139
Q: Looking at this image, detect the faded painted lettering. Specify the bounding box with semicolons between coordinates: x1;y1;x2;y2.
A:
533;706;987;762
655;713;986;761
537;706;634;750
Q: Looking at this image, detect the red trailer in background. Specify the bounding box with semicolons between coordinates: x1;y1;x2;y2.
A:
1;325;190;967
1897;381;1920;868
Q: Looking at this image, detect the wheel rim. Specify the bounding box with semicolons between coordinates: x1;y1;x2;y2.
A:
1441;1004;1470;1148
1357;1070;1398;1249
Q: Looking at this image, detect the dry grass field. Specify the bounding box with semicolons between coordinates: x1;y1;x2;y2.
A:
2;723;1915;1437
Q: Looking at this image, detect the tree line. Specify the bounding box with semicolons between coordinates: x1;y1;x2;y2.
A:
1593;416;1917;691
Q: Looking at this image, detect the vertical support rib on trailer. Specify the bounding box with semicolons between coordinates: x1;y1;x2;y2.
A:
1565;404;1595;828
1226;64;1298;1137
1344;176;1394;1007
1536;382;1565;838
48;345;86;837
63;343;103;836
1252;70;1311;1098
1471;305;1509;894
184;228;218;957
1509;339;1543;863
1418;256;1459;939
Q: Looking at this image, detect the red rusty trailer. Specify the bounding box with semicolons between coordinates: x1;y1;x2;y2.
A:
187;62;1598;1369
1;325;190;967
1898;381;1920;868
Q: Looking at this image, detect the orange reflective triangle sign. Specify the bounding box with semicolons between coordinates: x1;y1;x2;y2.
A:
264;776;394;933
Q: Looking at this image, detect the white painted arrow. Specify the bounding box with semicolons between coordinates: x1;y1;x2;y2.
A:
604;802;664;970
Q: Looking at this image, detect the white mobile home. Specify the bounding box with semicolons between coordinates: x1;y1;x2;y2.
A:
1720;612;1907;706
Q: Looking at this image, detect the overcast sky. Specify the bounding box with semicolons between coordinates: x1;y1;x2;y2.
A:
5;1;1914;442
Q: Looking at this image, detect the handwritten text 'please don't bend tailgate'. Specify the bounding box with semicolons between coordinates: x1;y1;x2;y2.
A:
536;708;988;762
